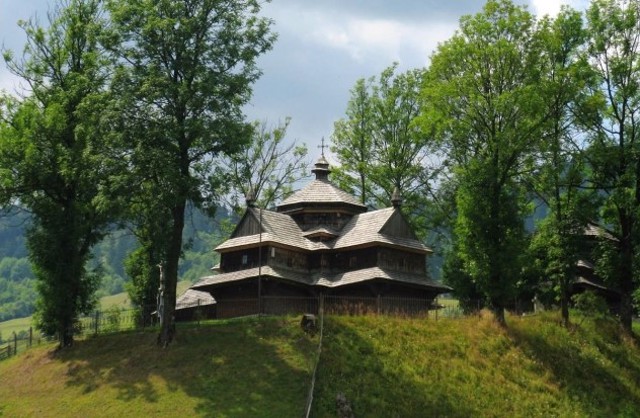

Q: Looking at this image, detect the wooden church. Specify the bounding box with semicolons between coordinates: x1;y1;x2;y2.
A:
175;155;451;319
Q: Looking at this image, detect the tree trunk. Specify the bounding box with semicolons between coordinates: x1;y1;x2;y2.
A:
618;221;634;334
560;288;569;328
619;292;633;333
490;301;506;327
157;202;185;347
619;248;633;334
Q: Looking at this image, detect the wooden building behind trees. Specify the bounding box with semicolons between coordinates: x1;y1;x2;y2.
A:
176;157;450;319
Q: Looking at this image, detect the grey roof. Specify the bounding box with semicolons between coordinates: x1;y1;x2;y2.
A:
191;266;313;289
577;259;594;270
216;208;329;252
278;179;366;209
215;207;431;254
584;223;617;241
176;289;216;310
302;226;339;238
574;276;610;291
192;265;450;292
334;208;432;253
315;267;451;291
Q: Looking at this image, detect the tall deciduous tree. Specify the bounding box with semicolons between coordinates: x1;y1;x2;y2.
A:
106;0;275;346
423;0;546;324
331;77;374;205
0;0;118;347
529;7;592;327
579;0;640;332
332;64;437;238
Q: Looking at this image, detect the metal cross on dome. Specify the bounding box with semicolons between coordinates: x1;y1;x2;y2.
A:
318;137;327;157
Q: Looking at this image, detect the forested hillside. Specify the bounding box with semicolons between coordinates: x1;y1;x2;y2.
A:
0;206;231;322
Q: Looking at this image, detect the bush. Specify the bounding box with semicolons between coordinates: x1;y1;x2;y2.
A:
572;291;609;322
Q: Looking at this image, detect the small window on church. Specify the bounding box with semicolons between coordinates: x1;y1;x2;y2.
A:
271;247;276;258
349;256;357;267
242;254;248;265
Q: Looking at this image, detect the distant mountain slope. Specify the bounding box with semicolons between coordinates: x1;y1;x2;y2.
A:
0;205;229;321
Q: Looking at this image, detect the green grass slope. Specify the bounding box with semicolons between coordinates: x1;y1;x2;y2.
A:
2;312;639;418
0;317;315;418
313;312;640;417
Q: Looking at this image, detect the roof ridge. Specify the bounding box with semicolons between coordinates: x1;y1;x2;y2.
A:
278;178;366;208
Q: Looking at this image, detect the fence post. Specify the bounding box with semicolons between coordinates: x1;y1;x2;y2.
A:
13;332;17;356
94;310;100;336
29;327;33;347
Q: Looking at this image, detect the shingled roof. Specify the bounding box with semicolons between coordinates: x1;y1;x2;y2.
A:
215;206;431;254
278;179;366;209
334;208;431;253
215;208;331;252
277;156;367;213
192;265;450;292
175;289;216;309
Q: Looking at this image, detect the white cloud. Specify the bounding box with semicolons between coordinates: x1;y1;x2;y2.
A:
531;0;590;17
313;17;455;65
269;4;455;68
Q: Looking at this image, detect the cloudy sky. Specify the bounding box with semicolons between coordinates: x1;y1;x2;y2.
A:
1;0;590;157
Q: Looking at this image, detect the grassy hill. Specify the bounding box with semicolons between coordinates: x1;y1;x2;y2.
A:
0;317;316;418
0;312;639;417
313;312;640;417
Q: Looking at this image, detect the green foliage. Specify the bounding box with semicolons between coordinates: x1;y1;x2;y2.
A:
103;305;123;333
331;64;439;239
0;258;36;321
572;291;610;322
577;0;640;331
0;209;28;258
528;193;593;326
0;204;227;322
423;0;552;321
106;0;276;345
331;77;375;205
0;0;120;347
442;243;484;313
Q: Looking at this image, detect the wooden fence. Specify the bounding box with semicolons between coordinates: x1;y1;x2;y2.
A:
212;295;464;320
0;296;465;361
0;327;44;361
